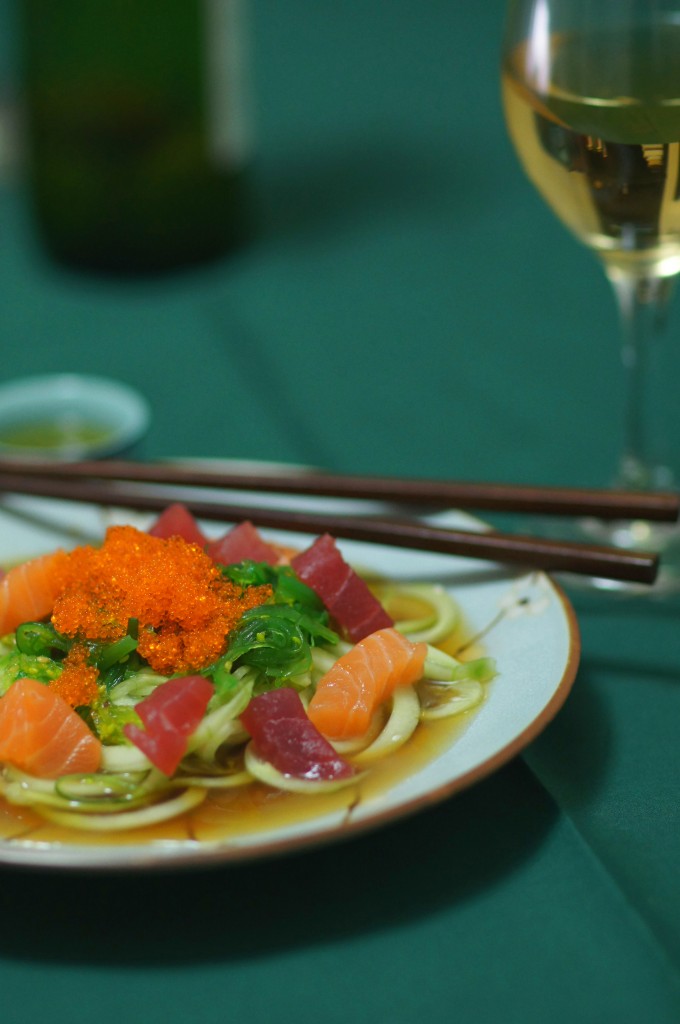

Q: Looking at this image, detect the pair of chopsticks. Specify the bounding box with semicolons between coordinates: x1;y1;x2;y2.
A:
0;458;677;585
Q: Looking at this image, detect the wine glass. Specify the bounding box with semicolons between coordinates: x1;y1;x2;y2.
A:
501;0;680;586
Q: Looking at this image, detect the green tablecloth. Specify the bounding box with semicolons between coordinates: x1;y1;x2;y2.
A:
1;3;680;1022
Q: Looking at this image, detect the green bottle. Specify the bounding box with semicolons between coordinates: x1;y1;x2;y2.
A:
17;0;253;274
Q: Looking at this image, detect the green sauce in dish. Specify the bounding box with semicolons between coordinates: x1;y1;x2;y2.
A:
0;418;114;451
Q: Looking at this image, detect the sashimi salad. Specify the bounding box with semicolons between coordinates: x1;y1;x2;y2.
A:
0;503;496;834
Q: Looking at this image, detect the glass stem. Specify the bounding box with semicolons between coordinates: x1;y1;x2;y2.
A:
606;269;677;491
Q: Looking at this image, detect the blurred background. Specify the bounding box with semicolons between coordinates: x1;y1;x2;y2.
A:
0;0;629;487
3;9;680;1024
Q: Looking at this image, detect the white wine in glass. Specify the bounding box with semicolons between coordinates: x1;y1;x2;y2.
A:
502;0;680;581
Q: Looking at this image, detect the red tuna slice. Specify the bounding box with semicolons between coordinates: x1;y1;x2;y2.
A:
124;675;215;776
148;503;208;548
291;533;393;642
207;520;279;566
241;687;354;781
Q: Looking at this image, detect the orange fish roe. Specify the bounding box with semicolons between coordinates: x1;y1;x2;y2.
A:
51;643;100;708
51;525;273;676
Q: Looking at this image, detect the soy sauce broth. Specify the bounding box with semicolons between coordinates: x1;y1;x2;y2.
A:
0;598;489;853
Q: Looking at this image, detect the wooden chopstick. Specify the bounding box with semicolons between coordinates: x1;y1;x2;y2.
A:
0;468;661;584
0;458;677;521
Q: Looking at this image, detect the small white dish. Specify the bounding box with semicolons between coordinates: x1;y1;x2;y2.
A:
0;374;150;461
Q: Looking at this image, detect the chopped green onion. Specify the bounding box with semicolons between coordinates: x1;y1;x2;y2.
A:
350;686;421;764
35;787;207;831
384;583;461;644
95;634;139;673
244;744;363;794
419;679;485;720
54;771;149;802
15;621;70;657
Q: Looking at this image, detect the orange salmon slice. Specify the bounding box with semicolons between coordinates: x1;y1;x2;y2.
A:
308;627;427;739
0;549;68;636
0;677;101;779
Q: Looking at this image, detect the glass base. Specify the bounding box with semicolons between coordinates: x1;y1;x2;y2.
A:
575;516;680;595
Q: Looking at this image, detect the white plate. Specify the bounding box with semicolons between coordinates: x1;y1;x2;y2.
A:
0;493;580;871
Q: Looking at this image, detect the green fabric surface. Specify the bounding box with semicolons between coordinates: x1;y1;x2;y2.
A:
525;587;680;964
0;1;680;1022
1;764;680;1024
